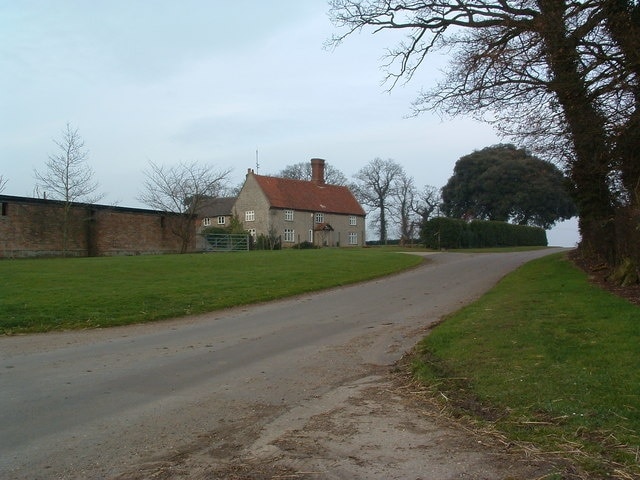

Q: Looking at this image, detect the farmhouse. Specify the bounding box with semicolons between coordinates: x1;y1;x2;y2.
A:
233;158;366;247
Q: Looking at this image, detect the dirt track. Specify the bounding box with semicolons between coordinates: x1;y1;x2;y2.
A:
113;369;565;480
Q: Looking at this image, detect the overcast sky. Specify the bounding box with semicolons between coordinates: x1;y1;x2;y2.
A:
0;1;578;246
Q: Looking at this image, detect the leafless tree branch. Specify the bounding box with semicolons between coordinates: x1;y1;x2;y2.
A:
34;123;103;204
138;160;232;253
328;0;640;266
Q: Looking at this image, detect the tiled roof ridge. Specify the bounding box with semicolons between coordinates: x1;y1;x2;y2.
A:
254;172;326;185
253;172;353;191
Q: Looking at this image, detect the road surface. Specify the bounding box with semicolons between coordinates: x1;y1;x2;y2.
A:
0;250;566;479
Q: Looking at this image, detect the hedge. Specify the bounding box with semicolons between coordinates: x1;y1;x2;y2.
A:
421;218;547;249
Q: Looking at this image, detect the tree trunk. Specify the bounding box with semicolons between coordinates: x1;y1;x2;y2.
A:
537;0;618;262
602;0;640;270
604;0;640;198
379;203;387;244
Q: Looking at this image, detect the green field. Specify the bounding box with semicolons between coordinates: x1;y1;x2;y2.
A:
0;249;422;334
412;253;640;477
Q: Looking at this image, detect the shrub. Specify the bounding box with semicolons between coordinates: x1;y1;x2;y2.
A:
421;218;547;249
294;241;316;249
254;234;281;250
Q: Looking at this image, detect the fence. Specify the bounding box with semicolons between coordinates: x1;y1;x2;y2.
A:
202;233;250;252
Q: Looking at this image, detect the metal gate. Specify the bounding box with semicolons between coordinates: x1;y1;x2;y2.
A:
202;234;250;252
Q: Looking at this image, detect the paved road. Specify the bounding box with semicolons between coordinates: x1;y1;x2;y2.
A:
0;250;564;479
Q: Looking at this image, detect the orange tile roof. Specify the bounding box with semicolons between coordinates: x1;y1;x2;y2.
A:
253;174;365;216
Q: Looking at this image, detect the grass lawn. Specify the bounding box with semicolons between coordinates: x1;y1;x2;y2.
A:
0;248;423;334
411;253;640;477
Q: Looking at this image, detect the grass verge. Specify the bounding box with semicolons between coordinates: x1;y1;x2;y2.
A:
1;249;422;334
411;253;640;478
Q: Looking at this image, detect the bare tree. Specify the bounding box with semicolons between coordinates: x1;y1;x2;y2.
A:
139;161;232;253
0;175;7;193
413;185;441;225
34;123;103;255
328;0;640;273
393;171;417;245
352;158;404;244
35;123;102;203
277;162;348;185
393;177;441;245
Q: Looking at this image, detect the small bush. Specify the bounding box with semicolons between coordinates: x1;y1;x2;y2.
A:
201;226;229;235
294;241;316;249
254;234;281;250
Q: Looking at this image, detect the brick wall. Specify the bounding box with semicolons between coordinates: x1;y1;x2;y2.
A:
0;195;193;258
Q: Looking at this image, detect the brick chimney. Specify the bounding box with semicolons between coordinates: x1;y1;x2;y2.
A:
310;158;325;185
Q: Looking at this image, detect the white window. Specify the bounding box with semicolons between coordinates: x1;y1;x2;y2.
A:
348;232;358;245
284;209;294;221
245;210;255;222
248;228;256;238
217;216;226;225
349;215;357;226
284;228;295;243
315;212;324;224
202;217;212;226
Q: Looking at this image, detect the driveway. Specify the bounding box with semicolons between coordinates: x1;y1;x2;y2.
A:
0;250;567;479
